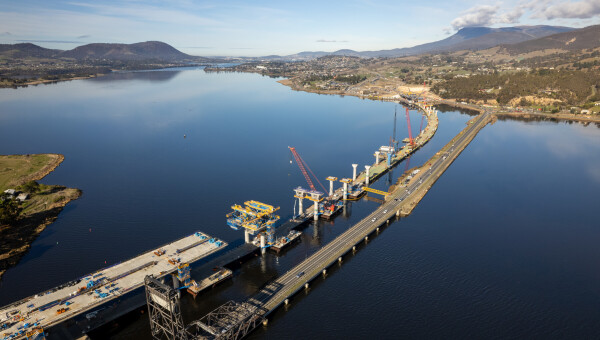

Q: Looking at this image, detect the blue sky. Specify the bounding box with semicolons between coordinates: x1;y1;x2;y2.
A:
1;0;599;56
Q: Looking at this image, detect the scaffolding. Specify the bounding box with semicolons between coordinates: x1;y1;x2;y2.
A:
226;200;280;247
144;275;188;340
176;263;191;288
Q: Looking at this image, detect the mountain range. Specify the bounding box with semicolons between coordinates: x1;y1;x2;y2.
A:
1;24;599;63
498;24;600;54
0;41;197;61
271;25;576;60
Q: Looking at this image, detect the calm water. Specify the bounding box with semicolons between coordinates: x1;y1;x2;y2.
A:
1;68;599;338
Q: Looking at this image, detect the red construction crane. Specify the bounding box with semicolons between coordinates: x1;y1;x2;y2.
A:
288;147;327;193
405;107;415;146
419;114;425;133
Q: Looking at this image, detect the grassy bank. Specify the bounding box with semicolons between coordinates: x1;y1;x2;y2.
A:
0;154;81;279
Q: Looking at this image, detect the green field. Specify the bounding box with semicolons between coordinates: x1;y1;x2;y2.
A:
0;154;55;191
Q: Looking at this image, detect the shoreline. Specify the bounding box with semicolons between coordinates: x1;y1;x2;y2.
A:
0;154;81;280
494;111;600;123
275;78;600;124
0;75;100;89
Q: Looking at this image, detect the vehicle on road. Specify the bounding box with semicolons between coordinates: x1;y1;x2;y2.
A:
296;272;305;278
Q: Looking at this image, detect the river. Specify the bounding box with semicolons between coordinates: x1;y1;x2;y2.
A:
1;68;599;338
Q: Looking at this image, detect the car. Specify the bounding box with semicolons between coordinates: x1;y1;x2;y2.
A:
296;272;305;278
371;217;377;222
383;210;387;213
394;198;399;201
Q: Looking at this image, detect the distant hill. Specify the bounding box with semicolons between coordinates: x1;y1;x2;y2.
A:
0;41;200;62
269;25;574;60
500;25;600;54
59;41;192;61
0;43;59;59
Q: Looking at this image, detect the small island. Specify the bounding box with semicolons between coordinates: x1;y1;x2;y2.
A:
0;154;81;279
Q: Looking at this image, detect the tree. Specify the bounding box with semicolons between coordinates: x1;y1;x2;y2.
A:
0;196;22;225
21;180;40;194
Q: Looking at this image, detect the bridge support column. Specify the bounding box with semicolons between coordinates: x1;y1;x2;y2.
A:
260;234;266;250
285;299;289;305
244;230;250;243
353;246;356;251
377;227;380;232
365;236;369;241
352;164;358;181
375;151;380;165
263;319;268;326
298;198;303;215
365;165;371;185
305;283;309;289
172;275;181;298
313;201;319;221
322;269;327;275
396;210;400;217
343;182;348;200
338;257;342;263
329;180;334;196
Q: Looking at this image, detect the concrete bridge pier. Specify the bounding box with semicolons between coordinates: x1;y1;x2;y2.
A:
260;234;266;253
343;182;348;200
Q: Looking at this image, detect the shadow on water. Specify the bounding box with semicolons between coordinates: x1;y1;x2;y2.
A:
89;70;182;83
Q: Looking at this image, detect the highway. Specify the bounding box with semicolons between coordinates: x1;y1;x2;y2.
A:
248;111;492;314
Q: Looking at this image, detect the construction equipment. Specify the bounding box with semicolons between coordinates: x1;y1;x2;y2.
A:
363;187;389;197
176;263;191;288
226;200;280;247
288;146;327;193
25;327;44;339
391;106;399;151
405;107;415;147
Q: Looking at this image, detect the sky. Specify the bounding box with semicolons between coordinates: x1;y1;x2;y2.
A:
0;0;599;56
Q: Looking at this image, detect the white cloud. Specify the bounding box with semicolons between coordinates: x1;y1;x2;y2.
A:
531;0;600;19
451;5;499;30
450;5;524;30
316;39;349;43
450;0;600;32
67;2;222;27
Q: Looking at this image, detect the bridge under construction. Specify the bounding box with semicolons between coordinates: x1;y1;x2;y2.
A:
141;104;491;340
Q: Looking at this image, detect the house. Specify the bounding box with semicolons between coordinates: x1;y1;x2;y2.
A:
3;189;16;196
16;193;29;202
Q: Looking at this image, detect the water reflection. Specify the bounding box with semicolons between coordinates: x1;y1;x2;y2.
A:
89;69;183;83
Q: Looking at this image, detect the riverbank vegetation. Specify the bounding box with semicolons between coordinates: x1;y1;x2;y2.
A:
0;154;81;279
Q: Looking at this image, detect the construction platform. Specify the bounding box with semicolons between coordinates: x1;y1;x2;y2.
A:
187;268;233;298
270;230;302;253
0;232;226;340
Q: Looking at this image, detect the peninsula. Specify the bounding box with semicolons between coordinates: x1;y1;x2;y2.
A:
0;154;81;279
